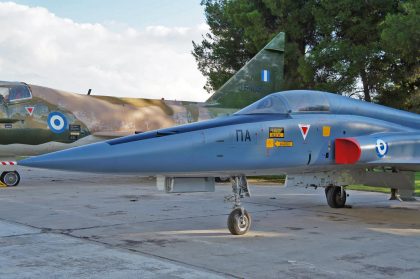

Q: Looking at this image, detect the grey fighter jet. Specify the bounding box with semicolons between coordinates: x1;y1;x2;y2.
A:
20;90;420;235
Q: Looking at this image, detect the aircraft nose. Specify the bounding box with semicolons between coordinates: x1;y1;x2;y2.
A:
18;142;113;172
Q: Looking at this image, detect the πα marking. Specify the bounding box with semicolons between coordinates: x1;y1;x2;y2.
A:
236;129;251;142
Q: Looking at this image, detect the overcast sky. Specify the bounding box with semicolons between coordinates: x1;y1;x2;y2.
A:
0;1;210;101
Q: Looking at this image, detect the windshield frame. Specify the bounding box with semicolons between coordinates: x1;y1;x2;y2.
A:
0;84;33;104
235;91;332;115
234;94;290;115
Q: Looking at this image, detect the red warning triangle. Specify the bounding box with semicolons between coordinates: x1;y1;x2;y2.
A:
298;124;310;140
25;107;34;116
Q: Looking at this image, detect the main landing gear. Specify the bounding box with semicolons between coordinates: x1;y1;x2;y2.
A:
0;171;20;187
225;176;251;235
325;186;347;208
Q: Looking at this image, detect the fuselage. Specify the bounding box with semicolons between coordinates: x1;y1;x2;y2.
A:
0;82;234;157
19;90;420;175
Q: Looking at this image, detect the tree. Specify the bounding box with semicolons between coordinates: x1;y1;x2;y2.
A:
299;0;401;102
194;0;418;111
192;0;254;94
378;0;420;112
193;0;317;94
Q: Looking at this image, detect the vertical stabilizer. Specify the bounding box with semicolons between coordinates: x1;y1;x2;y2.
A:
206;32;285;108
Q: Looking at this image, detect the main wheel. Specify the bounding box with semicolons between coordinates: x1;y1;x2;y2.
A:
215;177;230;183
227;208;251;235
1;171;20;187
326;186;346;208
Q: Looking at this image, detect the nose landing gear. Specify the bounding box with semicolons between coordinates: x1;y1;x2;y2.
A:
225;176;251;235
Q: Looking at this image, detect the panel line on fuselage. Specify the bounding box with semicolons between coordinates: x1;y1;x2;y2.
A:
107;114;291;146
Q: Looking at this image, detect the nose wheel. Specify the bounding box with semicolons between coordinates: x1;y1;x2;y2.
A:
228;208;251;235
1;171;20;187
225;176;251;235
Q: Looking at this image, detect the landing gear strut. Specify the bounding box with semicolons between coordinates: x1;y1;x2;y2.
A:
225;176;251;235
0;171;20;187
325;186;347;208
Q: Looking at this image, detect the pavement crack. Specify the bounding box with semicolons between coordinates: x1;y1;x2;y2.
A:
0;216;239;278
61;231;241;279
0;232;42;238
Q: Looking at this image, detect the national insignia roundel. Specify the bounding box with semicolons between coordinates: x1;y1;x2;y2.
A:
48;112;68;134
375;139;388;158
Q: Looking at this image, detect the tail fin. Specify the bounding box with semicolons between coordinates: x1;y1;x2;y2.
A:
206;32;285;108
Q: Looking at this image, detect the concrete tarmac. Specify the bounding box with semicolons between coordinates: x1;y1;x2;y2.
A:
0;167;419;279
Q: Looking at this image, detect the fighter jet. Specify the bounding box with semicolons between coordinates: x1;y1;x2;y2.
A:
0;32;285;186
20;90;420;235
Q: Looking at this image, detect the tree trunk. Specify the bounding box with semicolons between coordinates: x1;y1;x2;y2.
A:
360;69;371;102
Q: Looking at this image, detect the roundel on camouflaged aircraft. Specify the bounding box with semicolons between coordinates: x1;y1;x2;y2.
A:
48;112;68;134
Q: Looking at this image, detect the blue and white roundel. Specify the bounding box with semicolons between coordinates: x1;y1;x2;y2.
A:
48;112;68;134
375;139;388;158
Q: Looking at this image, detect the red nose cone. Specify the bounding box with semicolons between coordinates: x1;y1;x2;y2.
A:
335;138;361;164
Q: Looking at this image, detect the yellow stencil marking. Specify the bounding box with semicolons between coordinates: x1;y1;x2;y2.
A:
266;138;274;148
269;127;284;138
275;141;293;147
323;126;331;137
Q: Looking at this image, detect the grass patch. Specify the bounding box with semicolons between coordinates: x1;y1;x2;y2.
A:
248;173;420;197
348;172;420;197
347;185;391;194
247;175;285;184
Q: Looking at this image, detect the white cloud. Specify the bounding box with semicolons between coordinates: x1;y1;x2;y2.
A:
0;2;210;102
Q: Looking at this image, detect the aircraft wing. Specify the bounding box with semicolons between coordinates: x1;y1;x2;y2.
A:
0;118;22;123
335;132;420;171
92;131;133;138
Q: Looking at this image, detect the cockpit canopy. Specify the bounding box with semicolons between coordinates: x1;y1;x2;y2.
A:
0;82;32;103
235;90;330;115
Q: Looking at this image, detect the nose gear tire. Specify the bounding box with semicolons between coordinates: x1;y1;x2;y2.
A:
227;208;251;235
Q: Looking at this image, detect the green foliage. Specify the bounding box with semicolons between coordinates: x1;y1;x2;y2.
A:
193;0;317;94
348;173;420;197
298;0;399;102
194;0;419;111
377;0;420;112
192;0;254;93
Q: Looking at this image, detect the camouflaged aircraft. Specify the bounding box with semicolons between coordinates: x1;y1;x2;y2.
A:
20;89;420;235
0;32;285;186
